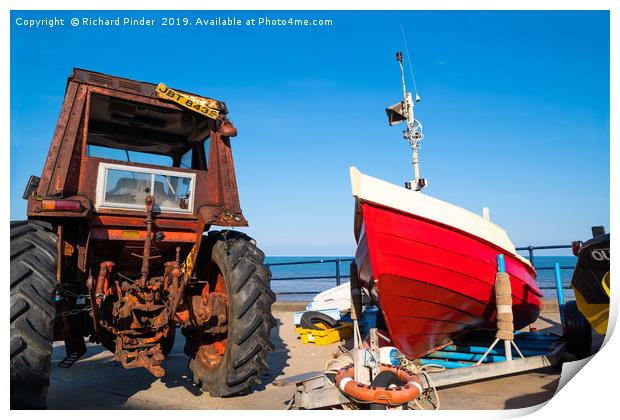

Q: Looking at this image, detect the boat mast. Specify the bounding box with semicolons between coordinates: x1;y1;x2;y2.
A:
395;51;426;191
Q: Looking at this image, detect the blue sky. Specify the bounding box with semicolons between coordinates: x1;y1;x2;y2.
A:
10;10;610;255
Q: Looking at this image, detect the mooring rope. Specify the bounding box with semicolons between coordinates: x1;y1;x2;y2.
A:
399;357;443;410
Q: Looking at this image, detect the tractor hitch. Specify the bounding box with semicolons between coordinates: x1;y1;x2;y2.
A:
87;197;190;377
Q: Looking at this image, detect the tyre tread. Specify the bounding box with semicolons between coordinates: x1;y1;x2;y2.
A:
188;230;275;397
10;220;57;409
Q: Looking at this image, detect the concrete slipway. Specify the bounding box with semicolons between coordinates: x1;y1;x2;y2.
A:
47;300;599;410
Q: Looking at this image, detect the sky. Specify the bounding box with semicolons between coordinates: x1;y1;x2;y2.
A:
10;10;610;256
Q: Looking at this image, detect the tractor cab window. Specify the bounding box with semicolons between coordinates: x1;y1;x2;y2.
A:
86;93;209;170
98;164;195;213
176;138;210;170
179;148;193;169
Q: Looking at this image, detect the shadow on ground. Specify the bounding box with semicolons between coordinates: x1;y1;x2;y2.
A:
48;321;289;409
503;371;560;409
49;334;196;409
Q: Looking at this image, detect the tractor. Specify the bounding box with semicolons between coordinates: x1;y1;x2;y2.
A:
10;69;276;409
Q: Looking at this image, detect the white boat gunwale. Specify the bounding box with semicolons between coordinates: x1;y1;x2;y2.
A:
350;166;533;268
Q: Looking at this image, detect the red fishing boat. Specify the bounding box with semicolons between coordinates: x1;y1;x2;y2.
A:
351;52;542;359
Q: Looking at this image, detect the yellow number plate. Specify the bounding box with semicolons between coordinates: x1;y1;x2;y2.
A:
155;83;220;119
122;230;141;239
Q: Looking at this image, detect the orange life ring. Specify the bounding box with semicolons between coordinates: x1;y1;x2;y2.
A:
334;363;423;405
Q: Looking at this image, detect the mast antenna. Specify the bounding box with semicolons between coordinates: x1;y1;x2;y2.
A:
394;51;426;191
400;25;421;103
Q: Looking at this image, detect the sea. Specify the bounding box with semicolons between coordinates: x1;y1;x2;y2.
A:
265;255;577;302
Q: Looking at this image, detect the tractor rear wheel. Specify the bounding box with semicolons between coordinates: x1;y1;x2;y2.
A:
186;230;276;397
10;220;58;409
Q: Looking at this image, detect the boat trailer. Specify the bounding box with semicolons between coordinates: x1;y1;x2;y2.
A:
279;255;572;410
283;332;565;409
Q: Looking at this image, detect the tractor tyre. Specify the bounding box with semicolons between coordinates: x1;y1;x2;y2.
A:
187;230;276;397
162;325;176;356
300;311;339;329
10;220;58;409
564;300;593;360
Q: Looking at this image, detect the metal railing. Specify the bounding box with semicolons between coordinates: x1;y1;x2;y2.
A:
515;245;574;290
266;258;354;295
266;245;575;296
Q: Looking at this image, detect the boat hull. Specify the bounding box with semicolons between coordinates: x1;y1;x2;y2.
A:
570;233;610;335
355;201;542;359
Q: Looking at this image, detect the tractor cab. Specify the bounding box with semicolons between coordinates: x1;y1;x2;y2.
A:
25;68;248;286
27;68;244;227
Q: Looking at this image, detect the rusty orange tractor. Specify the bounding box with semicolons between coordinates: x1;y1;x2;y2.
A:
10;69;276;409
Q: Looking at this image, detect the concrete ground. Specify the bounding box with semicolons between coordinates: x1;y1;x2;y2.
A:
47;300;600;410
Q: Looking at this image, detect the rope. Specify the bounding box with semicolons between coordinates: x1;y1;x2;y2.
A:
476;268;524;365
324;352;354;375
494;272;514;340
399;357;443;410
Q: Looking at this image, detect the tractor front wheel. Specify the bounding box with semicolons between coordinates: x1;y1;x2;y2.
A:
10;221;58;409
186;230;276;397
